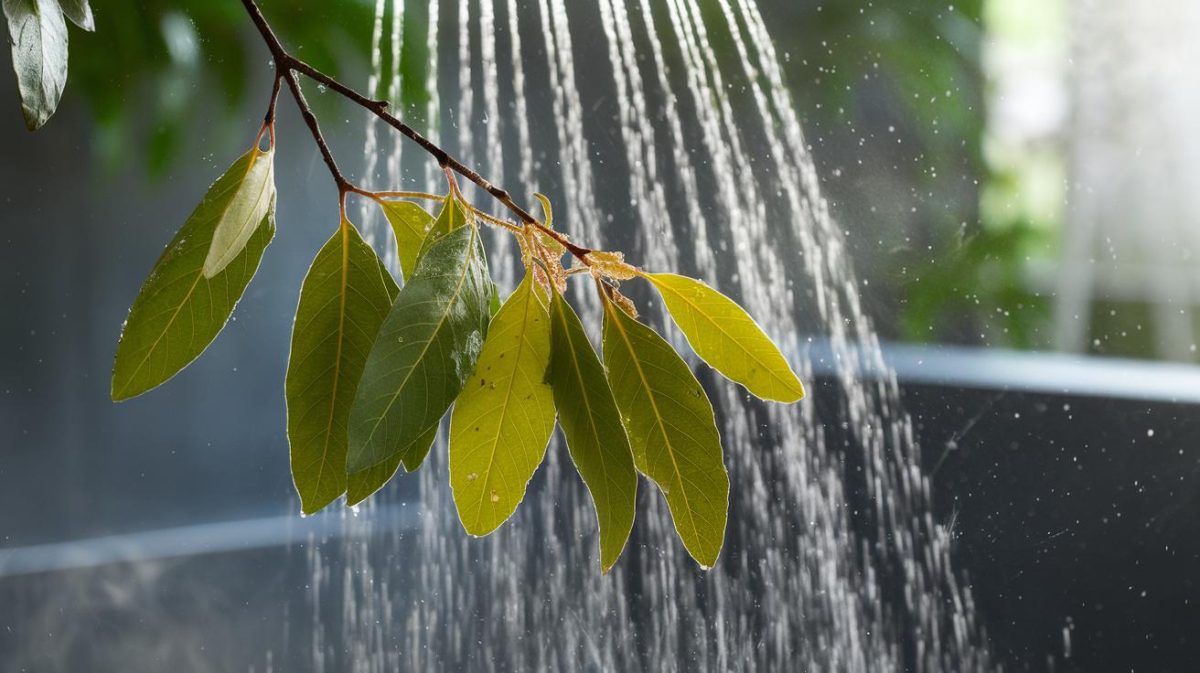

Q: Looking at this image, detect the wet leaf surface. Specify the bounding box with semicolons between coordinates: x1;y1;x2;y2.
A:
346;224;492;504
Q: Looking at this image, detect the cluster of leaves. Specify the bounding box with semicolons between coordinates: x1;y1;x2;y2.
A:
10;0;806;572
107;126;805;571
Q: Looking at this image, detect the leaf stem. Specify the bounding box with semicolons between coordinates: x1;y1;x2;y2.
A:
371;190;445;202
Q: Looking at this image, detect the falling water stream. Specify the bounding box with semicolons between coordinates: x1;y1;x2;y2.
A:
306;1;995;671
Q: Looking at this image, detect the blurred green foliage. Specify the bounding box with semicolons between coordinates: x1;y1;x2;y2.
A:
62;0;376;174
775;0;1053;348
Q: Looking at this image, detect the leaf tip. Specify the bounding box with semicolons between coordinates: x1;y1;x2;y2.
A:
777;377;806;404
109;369;142;402
343;489;368;508
21;107;49;132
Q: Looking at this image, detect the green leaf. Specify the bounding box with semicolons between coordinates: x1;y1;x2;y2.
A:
202;146;277;278
377;200;434;282
345;224;493;505
4;0;69;130
415;194;468;266
286;219;399;515
601;293;728;568
112;154;276;401
449;275;556;536
488;281;501;317
644;273;805;403
345;423;437;507
58;0;92;31
547;290;637;573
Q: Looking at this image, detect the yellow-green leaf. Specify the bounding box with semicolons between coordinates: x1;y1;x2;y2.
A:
644;273;805;403
202;146;276;278
112;153;276;401
449;275;556;536
345;224;492;505
602;293;728;568
286;218;399;515
547;291;637;573
377;200;434;281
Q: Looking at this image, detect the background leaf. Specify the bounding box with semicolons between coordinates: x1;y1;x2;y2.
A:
111;152;276;401
202;146;276;279
645;273;805;403
286;219;399;515
415;194;467;265
449;275;556;536
4;0;69;130
345;224;492;504
547;290;637;573
58;0;91;31
377;200;434;281
602;292;728;568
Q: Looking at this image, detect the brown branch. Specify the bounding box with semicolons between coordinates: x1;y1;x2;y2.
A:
263;73;282;126
238;0;594;262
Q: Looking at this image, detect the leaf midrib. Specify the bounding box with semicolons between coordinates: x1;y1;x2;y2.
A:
115;273;203;399
471;284;539;528
553;297;619;557
604;300;701;550
307;223;352;506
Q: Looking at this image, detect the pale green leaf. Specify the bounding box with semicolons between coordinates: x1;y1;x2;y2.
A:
112;154;276;401
286;219;399;515
202;146;276;278
4;0;69;130
58;0;92;31
547;291;637;573
345;224;492;505
449;275;556;536
602;293;728;568
645;273;805;403
377;200;434;281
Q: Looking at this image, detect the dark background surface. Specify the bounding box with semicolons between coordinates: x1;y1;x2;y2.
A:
2;375;1198;672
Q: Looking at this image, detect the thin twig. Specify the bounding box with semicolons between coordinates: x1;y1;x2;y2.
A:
238;0;595;263
471;208;525;234
282;68;352;194
263;73;282;126
371;190;445;202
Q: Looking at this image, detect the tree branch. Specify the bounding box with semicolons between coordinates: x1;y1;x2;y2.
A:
239;0;593;261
